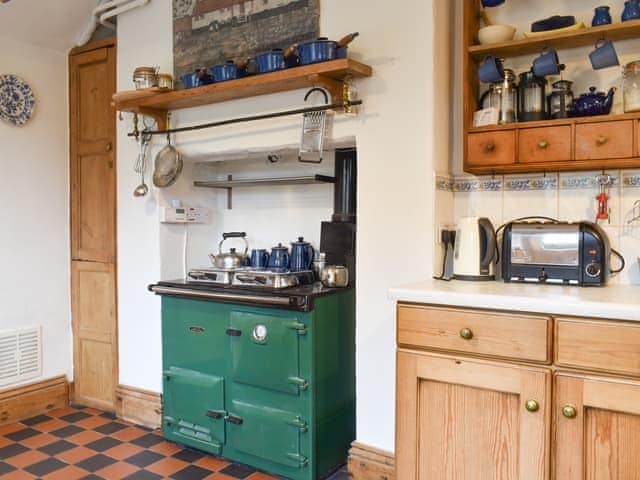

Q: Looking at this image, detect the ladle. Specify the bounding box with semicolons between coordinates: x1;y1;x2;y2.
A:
133;132;150;197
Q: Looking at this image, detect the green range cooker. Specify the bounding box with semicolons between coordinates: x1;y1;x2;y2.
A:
149;280;355;480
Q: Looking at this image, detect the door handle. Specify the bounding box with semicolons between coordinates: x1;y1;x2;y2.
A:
225;414;243;425
225;328;242;337
205;410;225;419
288;376;309;390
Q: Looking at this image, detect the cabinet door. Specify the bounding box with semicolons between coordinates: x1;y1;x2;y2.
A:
518;126;571;164
397;350;550;480
575;121;633;160
70;46;116;262
554;373;640;480
467;131;516;167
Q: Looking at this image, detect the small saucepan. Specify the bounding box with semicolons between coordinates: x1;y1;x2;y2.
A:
297;32;359;65
255;48;298;73
180;68;214;89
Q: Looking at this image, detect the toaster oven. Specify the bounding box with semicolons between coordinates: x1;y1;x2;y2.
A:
502;221;611;286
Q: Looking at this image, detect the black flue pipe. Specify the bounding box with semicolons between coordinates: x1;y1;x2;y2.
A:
332;147;357;223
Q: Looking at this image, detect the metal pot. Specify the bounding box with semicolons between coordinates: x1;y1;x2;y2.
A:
297;33;359;66
209;232;249;269
320;265;349;287
210;60;238;82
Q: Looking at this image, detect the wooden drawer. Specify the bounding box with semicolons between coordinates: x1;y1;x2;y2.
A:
575;120;633;160
518;126;571;163
467;131;515;167
556;317;640;376
397;304;552;363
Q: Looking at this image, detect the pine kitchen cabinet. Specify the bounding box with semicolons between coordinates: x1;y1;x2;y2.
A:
392;281;640;480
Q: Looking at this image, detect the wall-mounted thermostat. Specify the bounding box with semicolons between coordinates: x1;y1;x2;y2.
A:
160;206;210;224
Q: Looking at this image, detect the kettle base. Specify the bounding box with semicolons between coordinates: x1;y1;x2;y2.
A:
453;274;495;281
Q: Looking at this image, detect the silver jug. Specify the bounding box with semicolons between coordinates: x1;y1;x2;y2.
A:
480;68;517;124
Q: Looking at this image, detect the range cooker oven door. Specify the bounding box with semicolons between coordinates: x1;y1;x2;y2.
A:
228;311;307;395
163;366;226;454
226;399;308;469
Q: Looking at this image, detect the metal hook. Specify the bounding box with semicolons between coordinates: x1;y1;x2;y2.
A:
304;87;329;104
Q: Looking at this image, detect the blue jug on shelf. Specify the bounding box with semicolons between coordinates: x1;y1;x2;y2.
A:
290;237;315;272
622;0;640;21
592;6;612;26
268;243;290;272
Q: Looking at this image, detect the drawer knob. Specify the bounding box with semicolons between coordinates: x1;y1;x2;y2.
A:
459;328;473;340
525;399;540;413
562;404;577;419
485;142;495;153
537;140;549;149
596;135;608;146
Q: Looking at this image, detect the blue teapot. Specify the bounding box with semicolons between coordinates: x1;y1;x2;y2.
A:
622;0;640;21
290;237;315;272
572;86;615;117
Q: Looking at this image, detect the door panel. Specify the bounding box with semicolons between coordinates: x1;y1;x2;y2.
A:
554;373;640;480
229;311;303;395
227;399;307;469
70;46;116;263
71;261;117;411
396;350;550;480
163;367;225;454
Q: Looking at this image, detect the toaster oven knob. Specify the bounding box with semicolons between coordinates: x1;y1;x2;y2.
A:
538;271;548;282
586;263;601;278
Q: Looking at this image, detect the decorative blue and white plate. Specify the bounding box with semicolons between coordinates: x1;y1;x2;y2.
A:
0;74;36;126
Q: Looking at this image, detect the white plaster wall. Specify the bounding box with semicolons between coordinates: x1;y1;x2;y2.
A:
117;0;444;452
0;37;71;385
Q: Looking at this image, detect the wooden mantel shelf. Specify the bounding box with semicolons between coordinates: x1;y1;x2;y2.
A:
113;58;372;129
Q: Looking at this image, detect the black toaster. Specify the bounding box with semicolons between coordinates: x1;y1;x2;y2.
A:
502;221;611;286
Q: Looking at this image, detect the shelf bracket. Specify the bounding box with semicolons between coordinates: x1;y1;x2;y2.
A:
307;74;345;108
137;107;168;131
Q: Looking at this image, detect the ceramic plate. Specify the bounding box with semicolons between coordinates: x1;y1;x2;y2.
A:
0;74;36;126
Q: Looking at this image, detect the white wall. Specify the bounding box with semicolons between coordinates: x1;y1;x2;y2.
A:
117;0;446;452
0;37;71;385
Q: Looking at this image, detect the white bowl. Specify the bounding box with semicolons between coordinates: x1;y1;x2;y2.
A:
478;25;516;45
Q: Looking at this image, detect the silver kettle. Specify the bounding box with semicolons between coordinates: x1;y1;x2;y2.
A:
453;217;497;280
208;232;249;269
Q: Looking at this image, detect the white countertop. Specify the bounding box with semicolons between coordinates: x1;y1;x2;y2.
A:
389;279;640;321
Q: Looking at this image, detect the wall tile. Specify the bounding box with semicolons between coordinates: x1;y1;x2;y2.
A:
602;226;622;285
502;173;558;221
617;226;640;285
621;169;640;225
453;189;503;228
558;170;622;226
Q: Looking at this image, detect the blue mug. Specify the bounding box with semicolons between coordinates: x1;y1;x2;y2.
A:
290;237;315;272
478;56;504;84
589;39;619;70
622;0;640;21
250;249;269;269
268;243;290;272
592;6;612;26
532;47;561;77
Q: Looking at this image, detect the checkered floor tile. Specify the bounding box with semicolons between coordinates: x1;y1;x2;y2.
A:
0;405;350;479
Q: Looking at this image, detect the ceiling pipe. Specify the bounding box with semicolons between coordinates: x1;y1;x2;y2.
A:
76;0;150;46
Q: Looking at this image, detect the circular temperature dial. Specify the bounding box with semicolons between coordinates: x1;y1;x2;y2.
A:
585;263;601;278
252;324;268;343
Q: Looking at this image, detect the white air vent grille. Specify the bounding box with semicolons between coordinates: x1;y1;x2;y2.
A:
0;327;42;387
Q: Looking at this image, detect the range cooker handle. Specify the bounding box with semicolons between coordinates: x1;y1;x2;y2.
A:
205;409;226;419
225;414;243;425
225;328;242;337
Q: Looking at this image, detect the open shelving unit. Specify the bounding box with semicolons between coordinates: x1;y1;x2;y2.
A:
113;58;372;130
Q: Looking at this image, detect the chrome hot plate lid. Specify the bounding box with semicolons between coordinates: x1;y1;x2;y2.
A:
187;267;314;289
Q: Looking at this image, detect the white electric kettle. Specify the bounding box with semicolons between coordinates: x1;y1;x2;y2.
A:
453;217;497;280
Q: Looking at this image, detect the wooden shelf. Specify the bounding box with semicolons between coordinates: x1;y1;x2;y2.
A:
468;19;640;60
194;175;335;189
468;112;640;133
113;59;372;129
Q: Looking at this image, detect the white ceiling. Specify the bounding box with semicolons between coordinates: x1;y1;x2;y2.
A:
0;0;101;52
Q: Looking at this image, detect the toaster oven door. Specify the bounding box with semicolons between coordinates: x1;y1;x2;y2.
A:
510;224;580;266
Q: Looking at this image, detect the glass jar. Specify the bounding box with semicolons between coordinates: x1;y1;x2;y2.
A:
622;60;640;113
518;70;548;121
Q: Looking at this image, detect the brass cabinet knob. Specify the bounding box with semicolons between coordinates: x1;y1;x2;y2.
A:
105;142;113;152
459;328;473;340
538;140;549;149
596;135;608;146
562;404;577;419
525;399;540;413
485;142;496;153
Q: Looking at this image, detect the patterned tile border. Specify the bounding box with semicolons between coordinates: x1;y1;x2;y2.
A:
436;172;639;191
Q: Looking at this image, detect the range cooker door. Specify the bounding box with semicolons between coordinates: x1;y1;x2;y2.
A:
228;311;307;395
163;366;226;454
226;399;308;469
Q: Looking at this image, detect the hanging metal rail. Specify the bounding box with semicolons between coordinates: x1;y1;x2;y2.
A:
128;99;363;138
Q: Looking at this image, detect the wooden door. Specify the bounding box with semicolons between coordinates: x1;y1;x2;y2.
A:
554;372;640;480
396;350;551;480
70;44;116;263
71;262;117;410
69;40;117;411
